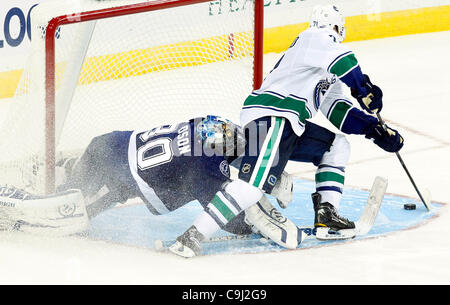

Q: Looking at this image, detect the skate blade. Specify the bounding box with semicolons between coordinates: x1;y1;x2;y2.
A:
315;227;356;241
168;241;197;258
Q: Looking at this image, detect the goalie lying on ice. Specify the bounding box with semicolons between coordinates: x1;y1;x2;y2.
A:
0;116;296;246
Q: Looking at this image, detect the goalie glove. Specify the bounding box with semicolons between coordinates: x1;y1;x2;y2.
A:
0;185;89;236
351;74;383;114
270;171;293;209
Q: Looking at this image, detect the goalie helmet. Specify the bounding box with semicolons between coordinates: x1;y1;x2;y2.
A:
196;115;246;156
310;4;346;42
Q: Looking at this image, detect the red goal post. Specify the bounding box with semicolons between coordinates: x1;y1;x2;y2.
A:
41;0;264;194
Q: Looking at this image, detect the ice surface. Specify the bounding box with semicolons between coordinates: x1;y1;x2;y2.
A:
0;31;449;284
85;179;440;255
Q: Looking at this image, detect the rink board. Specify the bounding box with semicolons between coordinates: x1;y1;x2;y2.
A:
86;179;440;255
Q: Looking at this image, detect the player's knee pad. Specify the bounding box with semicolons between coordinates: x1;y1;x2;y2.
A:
320;134;350;167
205;179;263;228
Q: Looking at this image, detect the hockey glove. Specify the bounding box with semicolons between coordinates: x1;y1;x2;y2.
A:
351;74;383;114
270;171;293;209
365;122;404;152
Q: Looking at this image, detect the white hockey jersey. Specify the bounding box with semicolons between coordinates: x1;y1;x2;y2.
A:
241;27;361;136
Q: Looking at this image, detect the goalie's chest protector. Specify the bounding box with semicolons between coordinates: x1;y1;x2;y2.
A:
127;120;231;212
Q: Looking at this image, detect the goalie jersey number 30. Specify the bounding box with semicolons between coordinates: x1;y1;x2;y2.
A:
128;119;231;213
137;124;191;170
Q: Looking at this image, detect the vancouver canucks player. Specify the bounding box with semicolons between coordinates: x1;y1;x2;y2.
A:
171;4;404;256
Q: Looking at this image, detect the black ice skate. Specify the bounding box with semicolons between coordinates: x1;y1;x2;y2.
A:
168;225;205;258
312;192;355;231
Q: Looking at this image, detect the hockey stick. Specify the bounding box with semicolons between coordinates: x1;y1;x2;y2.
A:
376;113;431;211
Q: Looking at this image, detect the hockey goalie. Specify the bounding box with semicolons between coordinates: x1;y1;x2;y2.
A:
0;115;301;254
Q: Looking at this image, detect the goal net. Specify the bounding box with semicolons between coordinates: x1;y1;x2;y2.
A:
0;0;263;194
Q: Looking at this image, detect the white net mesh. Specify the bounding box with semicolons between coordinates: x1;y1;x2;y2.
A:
0;0;257;193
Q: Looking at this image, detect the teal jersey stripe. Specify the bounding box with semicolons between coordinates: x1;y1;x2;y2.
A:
252;117;283;188
315;172;345;184
329;101;352;130
329;53;359;77
211;195;235;221
244;94;311;123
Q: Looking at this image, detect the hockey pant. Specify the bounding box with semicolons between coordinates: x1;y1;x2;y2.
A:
237;116;350;209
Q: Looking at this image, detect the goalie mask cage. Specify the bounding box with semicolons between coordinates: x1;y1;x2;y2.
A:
0;0;264;194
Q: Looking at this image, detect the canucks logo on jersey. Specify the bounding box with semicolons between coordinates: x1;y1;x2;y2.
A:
313;76;337;110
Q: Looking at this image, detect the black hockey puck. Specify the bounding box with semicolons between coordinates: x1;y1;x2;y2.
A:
404;203;416;210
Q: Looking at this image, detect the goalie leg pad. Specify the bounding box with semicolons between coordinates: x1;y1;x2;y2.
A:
245;195;303;249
